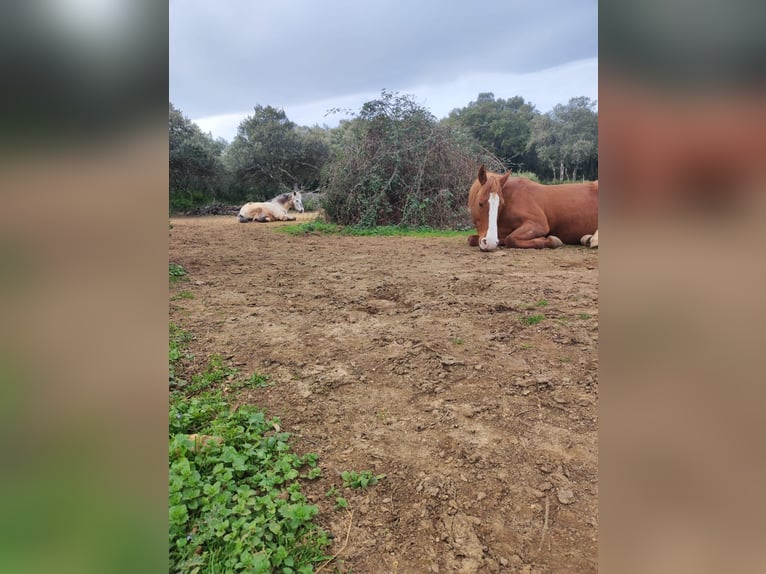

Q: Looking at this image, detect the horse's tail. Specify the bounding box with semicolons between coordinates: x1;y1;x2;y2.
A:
237;214;250;223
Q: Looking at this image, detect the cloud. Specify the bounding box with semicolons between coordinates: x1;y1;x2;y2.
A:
192;58;598;142
171;0;597;122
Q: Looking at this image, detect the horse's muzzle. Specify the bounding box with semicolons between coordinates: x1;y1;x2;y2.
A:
479;237;499;251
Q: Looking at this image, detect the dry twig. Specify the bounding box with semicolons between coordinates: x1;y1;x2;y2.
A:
316;509;355;573
538;496;550;552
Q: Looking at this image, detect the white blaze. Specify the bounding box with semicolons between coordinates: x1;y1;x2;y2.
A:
481;192;500;250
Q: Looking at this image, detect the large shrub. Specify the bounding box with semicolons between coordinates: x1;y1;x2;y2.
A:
322;91;502;229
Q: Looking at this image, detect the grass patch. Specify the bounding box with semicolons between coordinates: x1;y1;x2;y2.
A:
169;392;331;573
171;291;195;301
578;313;593;320
279;221;472;238
233;373;272;390
520;314;545;326
170;323;194;388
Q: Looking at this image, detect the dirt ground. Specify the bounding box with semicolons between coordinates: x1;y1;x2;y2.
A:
169;214;598;574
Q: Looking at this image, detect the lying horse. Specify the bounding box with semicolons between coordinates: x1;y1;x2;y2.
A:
237;190;304;223
467;165;598;250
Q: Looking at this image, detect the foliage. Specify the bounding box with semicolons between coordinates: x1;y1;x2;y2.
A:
322;90;503;229
169;392;330;574
169;91;596;214
223;105;330;201
170;103;228;211
443;93;541;174
528;96;598;181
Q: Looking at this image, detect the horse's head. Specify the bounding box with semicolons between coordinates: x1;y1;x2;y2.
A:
469;165;510;251
291;191;304;213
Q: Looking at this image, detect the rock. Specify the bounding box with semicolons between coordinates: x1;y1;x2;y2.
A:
557;488;575;505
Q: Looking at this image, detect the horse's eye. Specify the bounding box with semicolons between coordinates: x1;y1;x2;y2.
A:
478;202;484;208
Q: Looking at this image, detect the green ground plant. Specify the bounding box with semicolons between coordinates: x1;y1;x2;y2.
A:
169;392;331;573
169;263;187;283
340;470;386;489
521;314;545;326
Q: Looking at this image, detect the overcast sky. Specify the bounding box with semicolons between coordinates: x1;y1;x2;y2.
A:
170;0;597;142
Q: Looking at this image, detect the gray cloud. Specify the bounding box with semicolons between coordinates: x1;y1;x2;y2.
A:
171;0;597;121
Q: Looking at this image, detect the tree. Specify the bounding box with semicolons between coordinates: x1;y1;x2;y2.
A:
443;93;541;174
169;103;226;211
528;97;598;181
224;105;329;201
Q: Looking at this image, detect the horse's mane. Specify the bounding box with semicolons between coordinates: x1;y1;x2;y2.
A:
272;190;302;204
271;192;290;204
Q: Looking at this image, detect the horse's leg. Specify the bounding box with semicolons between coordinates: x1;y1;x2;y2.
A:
467;234;479;247
503;221;563;249
255;214;268;222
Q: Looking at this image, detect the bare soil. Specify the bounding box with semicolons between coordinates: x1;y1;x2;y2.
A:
169;214;598;574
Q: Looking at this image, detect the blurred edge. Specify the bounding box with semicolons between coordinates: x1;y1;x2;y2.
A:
0;1;167;573
600;1;766;573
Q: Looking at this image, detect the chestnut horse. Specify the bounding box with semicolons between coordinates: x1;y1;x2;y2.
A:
237;191;304;223
467;165;598;251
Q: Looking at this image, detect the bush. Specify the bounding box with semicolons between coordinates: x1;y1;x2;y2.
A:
322;90;503;229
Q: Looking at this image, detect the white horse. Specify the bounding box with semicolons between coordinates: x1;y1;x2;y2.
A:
237;191;304;223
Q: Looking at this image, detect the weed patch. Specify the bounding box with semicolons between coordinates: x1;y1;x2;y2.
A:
521;314;545;326
169;263;187;283
169;392;330;573
341;470;386;489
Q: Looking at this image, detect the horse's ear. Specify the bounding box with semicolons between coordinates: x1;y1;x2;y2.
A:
478;165;487;185
499;172;510;186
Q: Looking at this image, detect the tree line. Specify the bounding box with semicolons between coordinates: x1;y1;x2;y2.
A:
170;91;598;225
